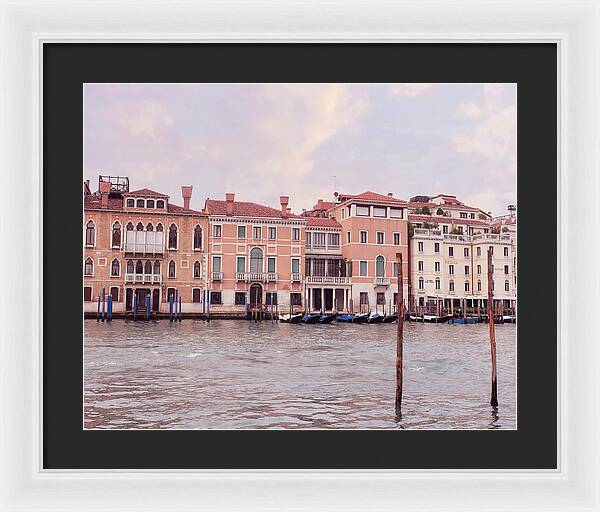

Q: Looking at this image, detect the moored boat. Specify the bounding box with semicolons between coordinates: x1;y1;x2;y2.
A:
319;313;337;324
302;313;322;324
367;312;384;324
353;313;369;324
279;313;303;324
502;315;516;323
382;313;398;323
336;314;355;323
447;317;478;325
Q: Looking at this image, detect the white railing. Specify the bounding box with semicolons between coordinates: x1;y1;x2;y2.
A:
124;231;164;254
306;276;351;285
373;277;390;286
305;244;342;253
235;272;278;282
413;228;442;237
472;234;512;242
212;271;223;281
444;234;471;242
125;273;162;284
291;272;302;282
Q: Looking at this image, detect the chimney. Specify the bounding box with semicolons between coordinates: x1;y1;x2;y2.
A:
99;179;111;208
280;196;289;216
181;185;193;210
387;192;393;197
225;193;235;215
318;199;323;204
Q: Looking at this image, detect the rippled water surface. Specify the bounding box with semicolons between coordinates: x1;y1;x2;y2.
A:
84;319;516;429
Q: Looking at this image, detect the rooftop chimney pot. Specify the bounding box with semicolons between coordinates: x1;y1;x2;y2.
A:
388;192;393;197
280;195;289;216
99;180;111;208
181;185;193;210
225;193;235;215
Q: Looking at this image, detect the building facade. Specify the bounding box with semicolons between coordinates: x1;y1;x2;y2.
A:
83;176;516;317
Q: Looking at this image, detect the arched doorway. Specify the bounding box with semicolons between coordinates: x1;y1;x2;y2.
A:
249;283;262;306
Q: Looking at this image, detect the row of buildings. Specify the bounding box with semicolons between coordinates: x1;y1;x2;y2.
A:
83;175;517;317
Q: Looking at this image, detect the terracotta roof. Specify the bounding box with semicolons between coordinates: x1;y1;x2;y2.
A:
305;217;341;228
312;200;334;211
167;203;204;215
204;199;304;219
125;188;169;198
336;191;407;205
84;193;202;215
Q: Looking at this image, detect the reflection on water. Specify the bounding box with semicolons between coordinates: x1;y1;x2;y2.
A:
84;320;516;430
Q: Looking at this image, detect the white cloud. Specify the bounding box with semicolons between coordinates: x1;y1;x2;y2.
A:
457;101;482;118
388;84;437;97
113;101;174;138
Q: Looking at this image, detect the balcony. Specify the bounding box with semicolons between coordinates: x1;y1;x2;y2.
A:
124;231;164;255
125;273;162;284
471;233;511;242
212;271;223;281
443;234;471;242
291;272;302;282
413;228;442;237
373;277;390;286
235;272;278;282
305;244;342;254
306;276;351;285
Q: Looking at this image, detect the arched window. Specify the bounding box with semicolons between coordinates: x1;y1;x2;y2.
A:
465;281;470;292
126;198;135;207
249;247;263;273
136;222;144;231
477;280;482;292
168;260;176;278
112;222;121;248
84;257;93;275
168;224;178;249
146;222;154;231
156;223;163;232
85;221;95;246
418;277;424;289
127;260;134;274
156;200;165;209
136;199;145;208
435;277;440;290
375;256;385;277
126;222;134;231
193;260;201;278
144;261;152;274
111;258;120;277
193;225;203;250
505;280;510;292
135;260;143;274
153;261;160;274
146;199;155;208
449;280;454;292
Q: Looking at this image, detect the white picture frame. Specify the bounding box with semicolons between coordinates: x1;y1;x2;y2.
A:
1;0;598;510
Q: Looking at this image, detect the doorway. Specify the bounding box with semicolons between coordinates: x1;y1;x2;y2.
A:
249;283;262;306
152;289;160;311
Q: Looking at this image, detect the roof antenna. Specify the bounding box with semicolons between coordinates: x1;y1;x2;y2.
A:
332;175;337;198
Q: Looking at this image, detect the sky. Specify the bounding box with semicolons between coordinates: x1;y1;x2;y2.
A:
84;83;516;216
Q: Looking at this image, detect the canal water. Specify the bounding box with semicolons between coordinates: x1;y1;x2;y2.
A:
84;320;516;430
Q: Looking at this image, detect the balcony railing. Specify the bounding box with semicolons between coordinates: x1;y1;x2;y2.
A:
125;273;162;284
305;244;342;253
306;276;351;285
291;272;302;282
235;272;278;282
124;231;164;254
373;277;390;286
212;271;223;281
471;234;511;242
413;228;442;237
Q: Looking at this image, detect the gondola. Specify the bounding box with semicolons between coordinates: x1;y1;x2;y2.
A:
367;312;384;324
352;313;370;324
319;313;337;324
278;313;303;324
382;313;398;323
502;315;516;323
336;314;355;323
302;313;322;324
447;317;478;325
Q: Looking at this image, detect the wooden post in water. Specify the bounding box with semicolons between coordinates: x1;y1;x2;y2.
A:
395;252;404;418
486;248;499;408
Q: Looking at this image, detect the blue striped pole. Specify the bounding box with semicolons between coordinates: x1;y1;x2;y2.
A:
107;295;113;321
178;295;182;321
133;294;137;321
146;294;151;320
169;294;173;321
206;289;210;323
101;287;106;321
96;295;100;321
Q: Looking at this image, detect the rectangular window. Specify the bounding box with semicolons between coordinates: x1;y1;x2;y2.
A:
237;225;246;239
360;230;368;243
376;232;384;244
435;279;440;290
418;241;424;252
504;246;509;257
435;261;441;272
313;232;326;248
477;264;481;274
376;292;385;305
448;246;454;257
291;258;300;274
359;260;368;276
212;224;222;238
235;292;246;305
504;264;509;274
373;207;386;218
83;286;92;302
390;208;403;219
434;242;440;253
346;231;351;243
392;262;398;277
360;292;369;305
477;247;481;257
210;291;222;305
465;281;470;292
328;233;340;247
470;213;475;219
192;289;202;303
489;245;494;255
418;261;424;272
449;281;455;292
110;286;119;302
478;280;482;291
393;233;400;245
236;256;246;273
268;226;277;240
460;212;468;218
267;257;276;273
442;225;448;234
253;226;262;239
464;247;469;257
449;264;454;275
313;259;325;276
465;265;470;275
292;227;300;241
266;292;278;305
212;256;222;273
290;292;302;306
356;205;370;216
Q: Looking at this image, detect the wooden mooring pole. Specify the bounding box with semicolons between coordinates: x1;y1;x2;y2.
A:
395;252;404;418
486;248;499;408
